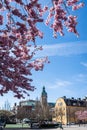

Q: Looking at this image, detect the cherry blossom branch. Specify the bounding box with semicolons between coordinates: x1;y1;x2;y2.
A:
0;0;84;98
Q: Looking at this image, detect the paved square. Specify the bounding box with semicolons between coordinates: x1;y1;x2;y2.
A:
4;125;87;130
63;125;87;130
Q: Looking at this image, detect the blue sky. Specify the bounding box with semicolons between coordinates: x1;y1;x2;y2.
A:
0;1;87;108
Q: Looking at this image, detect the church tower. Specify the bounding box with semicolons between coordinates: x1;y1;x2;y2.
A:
41;86;47;108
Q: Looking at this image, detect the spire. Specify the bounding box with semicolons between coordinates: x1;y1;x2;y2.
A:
41;86;47;97
41;86;48;108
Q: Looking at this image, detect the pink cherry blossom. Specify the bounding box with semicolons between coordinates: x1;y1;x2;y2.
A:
0;0;84;98
75;110;87;120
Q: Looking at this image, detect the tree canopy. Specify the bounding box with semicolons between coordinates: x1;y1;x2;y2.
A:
0;0;84;98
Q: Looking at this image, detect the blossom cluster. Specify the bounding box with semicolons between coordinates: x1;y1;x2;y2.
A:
46;0;84;37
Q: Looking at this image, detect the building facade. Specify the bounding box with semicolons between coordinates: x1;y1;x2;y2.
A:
53;96;87;125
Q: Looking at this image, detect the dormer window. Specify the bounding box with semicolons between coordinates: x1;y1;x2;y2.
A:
73;103;76;106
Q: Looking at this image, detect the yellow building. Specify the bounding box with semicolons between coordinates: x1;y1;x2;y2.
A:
53;96;87;125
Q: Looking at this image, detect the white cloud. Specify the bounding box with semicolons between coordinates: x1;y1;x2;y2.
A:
47;79;72;89
73;74;87;83
81;62;87;67
35;41;87;57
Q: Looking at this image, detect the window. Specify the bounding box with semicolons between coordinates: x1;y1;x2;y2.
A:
58;102;63;106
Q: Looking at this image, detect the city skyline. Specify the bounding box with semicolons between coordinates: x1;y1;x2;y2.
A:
0;1;87;108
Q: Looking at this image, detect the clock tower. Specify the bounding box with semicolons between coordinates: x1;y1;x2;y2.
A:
41;86;47;108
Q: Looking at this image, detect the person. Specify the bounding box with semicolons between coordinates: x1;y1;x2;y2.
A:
59;123;63;130
30;121;33;128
